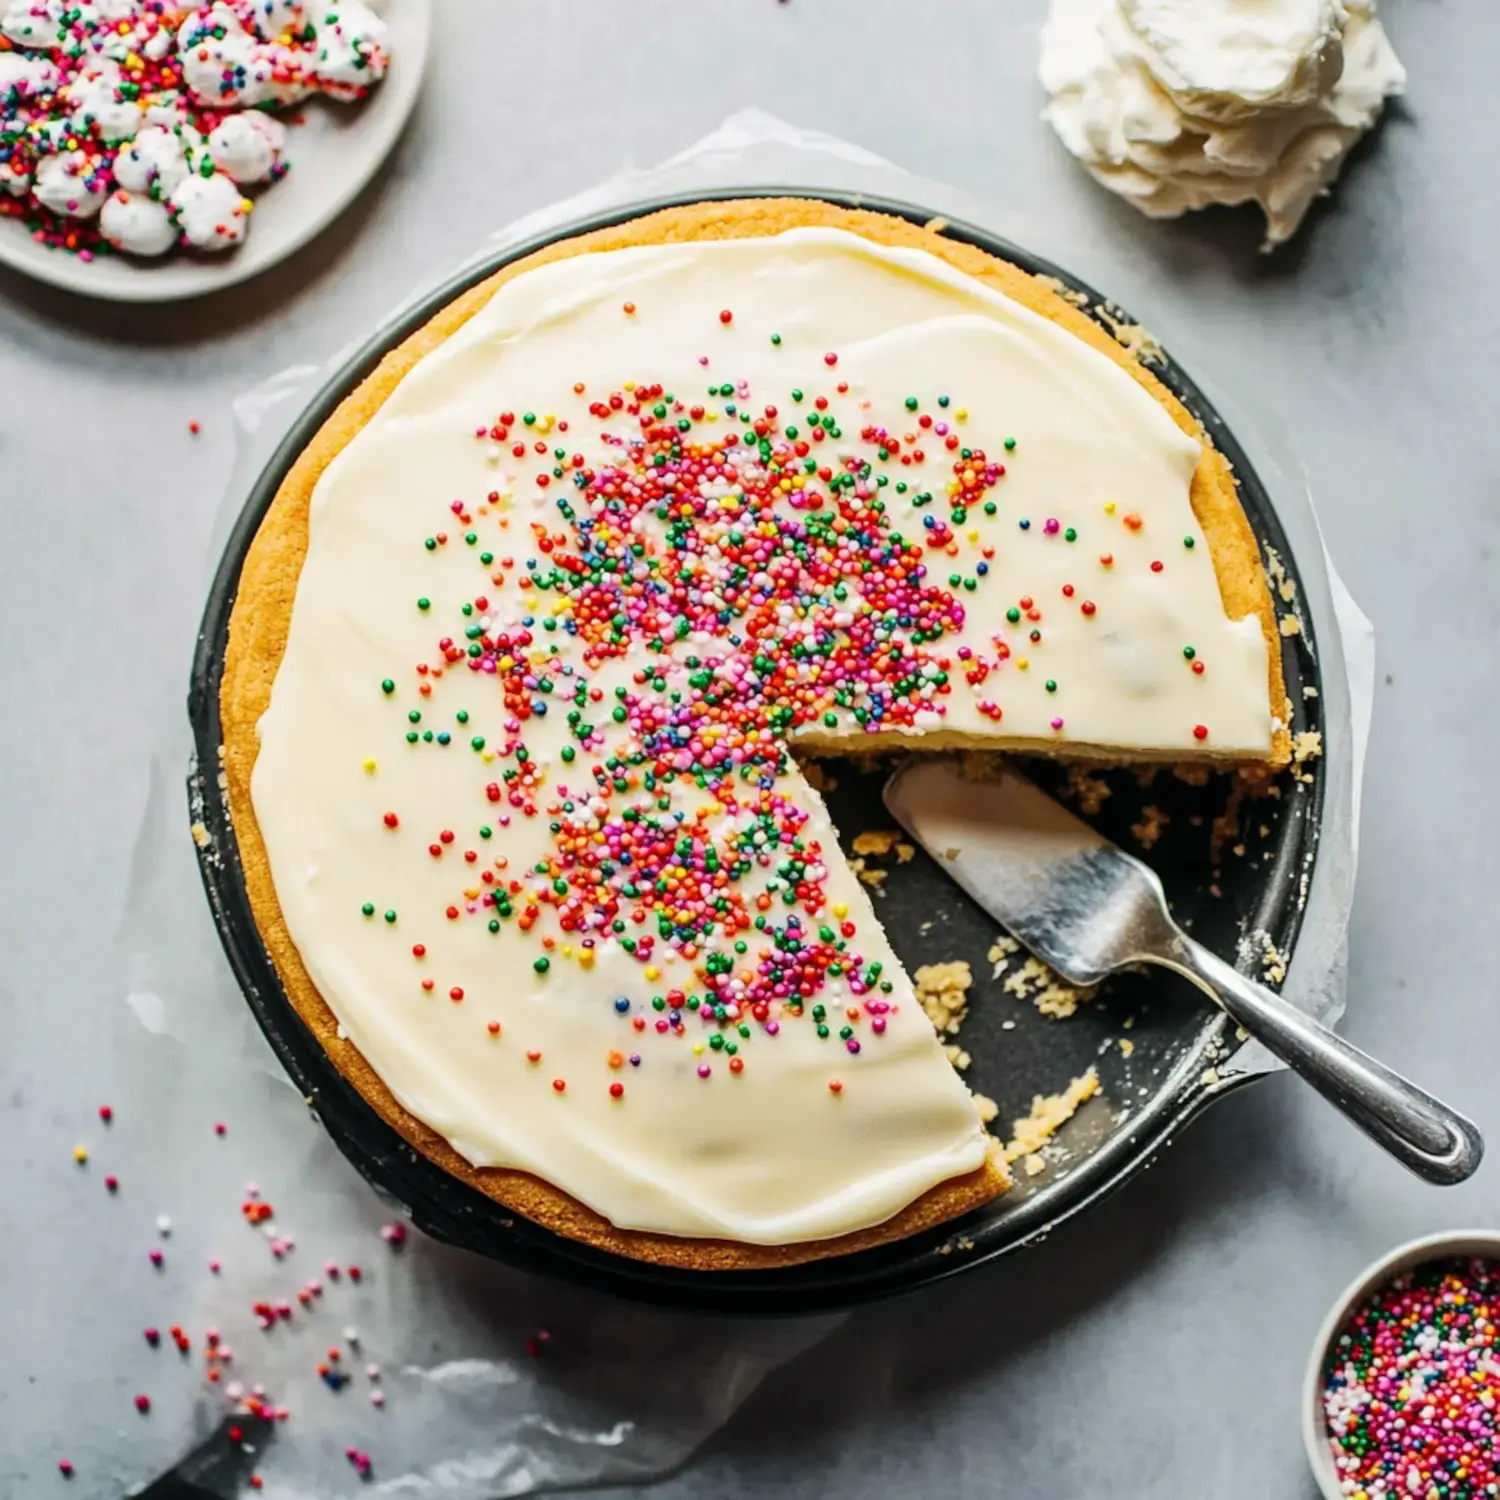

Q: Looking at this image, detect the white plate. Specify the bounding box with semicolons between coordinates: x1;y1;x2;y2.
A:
0;0;431;302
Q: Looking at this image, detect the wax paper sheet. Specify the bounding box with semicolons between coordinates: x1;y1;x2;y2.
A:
113;110;1373;1499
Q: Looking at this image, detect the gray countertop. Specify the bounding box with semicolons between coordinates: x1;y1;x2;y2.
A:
5;3;1498;1497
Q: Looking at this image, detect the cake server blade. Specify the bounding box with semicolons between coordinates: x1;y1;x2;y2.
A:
883;757;1483;1186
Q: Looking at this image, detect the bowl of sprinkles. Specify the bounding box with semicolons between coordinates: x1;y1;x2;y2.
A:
1306;1230;1500;1500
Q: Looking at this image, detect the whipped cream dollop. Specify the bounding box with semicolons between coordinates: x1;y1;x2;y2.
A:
1039;0;1405;246
0;0;390;261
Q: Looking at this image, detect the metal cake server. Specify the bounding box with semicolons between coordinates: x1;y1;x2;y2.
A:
884;758;1483;1186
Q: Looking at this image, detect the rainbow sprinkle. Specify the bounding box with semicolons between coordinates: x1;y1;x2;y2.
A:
372;358;1017;1079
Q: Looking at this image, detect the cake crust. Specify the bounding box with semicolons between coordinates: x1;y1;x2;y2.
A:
219;198;1286;1271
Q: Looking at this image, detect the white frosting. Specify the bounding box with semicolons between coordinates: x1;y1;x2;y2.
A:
205;110;285;184
168;169;249;249
252;229;1274;1245
112;124;196;197
100;186;176;255
1040;0;1405;246
32;149;106;217
0;157;28;196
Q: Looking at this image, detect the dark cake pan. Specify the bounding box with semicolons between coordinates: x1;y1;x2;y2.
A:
188;189;1325;1313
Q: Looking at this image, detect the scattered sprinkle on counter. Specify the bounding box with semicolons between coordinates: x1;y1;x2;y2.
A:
1323;1257;1500;1500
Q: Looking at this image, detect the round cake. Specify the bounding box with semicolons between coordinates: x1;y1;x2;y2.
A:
220;199;1288;1270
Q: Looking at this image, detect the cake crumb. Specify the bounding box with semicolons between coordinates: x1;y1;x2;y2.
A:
895;842;915;863
1098;307;1163;364
1023;1153;1048;1177
851;829;901;857
1292;730;1322;764
943;1042;972;1072
1002;955;1096;1018
971;1091;1000;1126
1118;1037;1134;1057
914;960;973;1036
1265;545;1298;604
1290;730;1322;785
1279;614;1302;637
1130;804;1168;850
1303;685;1319;699
1004;1068;1099;1161
986;934;1020;976
1036;273;1091;310
802;762;838;793
190;821;212;848
1259;933;1289;985
1063;765;1112;814
1172;762;1212;787
1210;780;1250;863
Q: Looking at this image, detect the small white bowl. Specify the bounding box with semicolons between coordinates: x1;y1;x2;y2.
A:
1303;1228;1500;1499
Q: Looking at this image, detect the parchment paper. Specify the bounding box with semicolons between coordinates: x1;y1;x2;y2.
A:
112;110;1372;1499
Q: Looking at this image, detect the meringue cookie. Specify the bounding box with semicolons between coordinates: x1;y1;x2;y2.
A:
1039;0;1405;247
310;0;389;98
169;168;250;250
112;124;195;196
0;48;60;99
0;1;63;49
100;186;176;255
178;4;316;107
32;148;107;217
177;5;266;106
62;60;142;142
205;110;285;183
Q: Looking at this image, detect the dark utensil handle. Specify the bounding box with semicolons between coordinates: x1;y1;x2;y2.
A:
1162;939;1484;1186
127;1414;270;1499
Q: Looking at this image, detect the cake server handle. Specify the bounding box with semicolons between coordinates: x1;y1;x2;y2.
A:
1157;935;1484;1186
